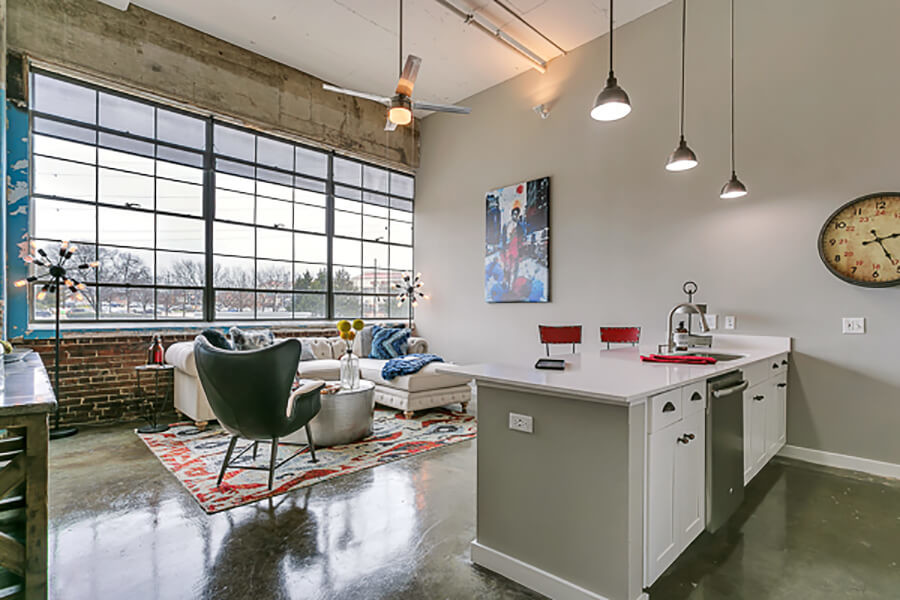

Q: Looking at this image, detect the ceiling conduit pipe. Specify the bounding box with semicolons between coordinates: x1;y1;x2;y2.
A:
432;0;549;73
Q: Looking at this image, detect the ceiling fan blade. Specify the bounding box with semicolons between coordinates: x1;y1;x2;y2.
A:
385;118;399;132
322;83;391;105
412;101;471;115
395;55;422;97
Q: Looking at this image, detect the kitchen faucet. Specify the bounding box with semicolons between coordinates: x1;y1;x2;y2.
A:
663;302;711;354
660;281;713;354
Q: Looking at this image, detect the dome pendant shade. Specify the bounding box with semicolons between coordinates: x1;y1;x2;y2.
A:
719;172;748;199
665;137;698;171
590;74;632;121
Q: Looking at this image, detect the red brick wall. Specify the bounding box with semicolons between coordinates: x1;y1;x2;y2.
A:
11;326;345;426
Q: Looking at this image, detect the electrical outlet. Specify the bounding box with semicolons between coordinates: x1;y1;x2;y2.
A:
724;315;736;330
508;412;533;433
842;317;865;334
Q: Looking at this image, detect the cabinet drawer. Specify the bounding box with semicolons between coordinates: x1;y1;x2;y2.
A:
769;353;789;378
682;381;706;416
649;388;682;433
743;360;769;388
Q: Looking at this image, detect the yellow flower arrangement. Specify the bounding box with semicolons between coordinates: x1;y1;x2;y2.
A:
337;319;364;343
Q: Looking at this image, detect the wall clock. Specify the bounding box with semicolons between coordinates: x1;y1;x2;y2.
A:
818;192;900;287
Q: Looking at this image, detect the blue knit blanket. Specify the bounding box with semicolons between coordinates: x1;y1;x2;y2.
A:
381;353;445;381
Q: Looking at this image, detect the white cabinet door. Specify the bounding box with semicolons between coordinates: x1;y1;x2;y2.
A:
744;382;767;484
764;378;780;461
743;384;754;484
647;422;679;584
774;374;787;448
674;410;706;553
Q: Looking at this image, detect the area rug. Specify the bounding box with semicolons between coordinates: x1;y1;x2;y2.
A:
137;407;476;513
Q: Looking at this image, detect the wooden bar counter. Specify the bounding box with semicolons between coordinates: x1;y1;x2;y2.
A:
0;353;56;599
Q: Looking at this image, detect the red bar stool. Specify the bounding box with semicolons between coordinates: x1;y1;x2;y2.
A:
538;325;582;356
600;326;641;349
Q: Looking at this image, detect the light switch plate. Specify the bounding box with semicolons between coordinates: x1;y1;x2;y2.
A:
724;315;736;330
509;412;533;433
842;317;865;334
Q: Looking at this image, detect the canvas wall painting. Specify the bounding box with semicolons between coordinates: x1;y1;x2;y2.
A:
485;176;550;303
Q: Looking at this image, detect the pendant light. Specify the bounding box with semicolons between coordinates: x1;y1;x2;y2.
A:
388;0;413;126
590;0;631;121
665;0;698;172
720;0;748;198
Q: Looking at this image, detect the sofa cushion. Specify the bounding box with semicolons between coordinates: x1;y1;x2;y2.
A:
370;326;410;359
352;325;375;357
229;327;275;350
358;358;468;393
299;340;317;361
201;329;233;350
306;337;335;360
297;359;340;380
165;341;198;377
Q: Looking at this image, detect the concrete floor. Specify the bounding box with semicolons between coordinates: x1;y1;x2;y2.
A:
49;422;899;600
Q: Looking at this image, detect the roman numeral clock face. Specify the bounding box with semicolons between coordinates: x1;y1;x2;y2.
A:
819;193;900;287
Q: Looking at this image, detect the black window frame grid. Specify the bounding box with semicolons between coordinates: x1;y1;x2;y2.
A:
26;69;414;324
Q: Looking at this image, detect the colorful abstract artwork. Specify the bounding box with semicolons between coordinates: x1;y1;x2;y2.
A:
485;176;550;303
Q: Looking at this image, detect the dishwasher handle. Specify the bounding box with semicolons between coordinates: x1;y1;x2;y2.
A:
711;380;749;398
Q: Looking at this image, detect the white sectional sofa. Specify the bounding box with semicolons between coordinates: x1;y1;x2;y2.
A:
165;334;471;423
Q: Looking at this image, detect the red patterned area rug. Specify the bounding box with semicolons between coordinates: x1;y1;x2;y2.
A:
137;407;476;513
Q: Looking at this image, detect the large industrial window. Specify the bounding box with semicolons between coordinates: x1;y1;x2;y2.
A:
27;70;414;323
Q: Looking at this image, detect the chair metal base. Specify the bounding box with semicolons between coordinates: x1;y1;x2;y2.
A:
216;424;318;490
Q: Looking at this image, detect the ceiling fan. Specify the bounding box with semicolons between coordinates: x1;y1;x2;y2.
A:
322;0;471;131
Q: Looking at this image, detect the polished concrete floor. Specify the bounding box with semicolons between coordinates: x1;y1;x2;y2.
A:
49;422;899;600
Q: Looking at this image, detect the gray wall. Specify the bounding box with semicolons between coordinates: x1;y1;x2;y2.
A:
9;0;418;169
415;0;900;465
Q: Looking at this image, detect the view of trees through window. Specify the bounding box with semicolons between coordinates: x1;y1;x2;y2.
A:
28;70;414;322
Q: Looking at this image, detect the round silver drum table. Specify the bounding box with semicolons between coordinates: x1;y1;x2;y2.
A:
284;380;375;447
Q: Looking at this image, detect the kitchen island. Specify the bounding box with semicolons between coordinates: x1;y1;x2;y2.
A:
438;334;791;600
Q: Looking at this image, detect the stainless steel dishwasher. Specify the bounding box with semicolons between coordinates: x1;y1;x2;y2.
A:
706;371;749;532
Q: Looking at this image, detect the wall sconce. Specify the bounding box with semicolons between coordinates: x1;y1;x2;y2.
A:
532;104;551;119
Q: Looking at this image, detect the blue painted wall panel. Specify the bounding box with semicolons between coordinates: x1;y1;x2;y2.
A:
6;100;30;339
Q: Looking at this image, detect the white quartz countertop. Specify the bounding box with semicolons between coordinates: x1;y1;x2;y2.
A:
437;334;791;406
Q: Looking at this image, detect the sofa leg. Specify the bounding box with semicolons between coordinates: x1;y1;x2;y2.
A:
195;420;209;431
404;410;414;419
460;401;469;412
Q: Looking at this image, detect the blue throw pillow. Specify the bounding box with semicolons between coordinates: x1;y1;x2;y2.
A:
369;326;411;359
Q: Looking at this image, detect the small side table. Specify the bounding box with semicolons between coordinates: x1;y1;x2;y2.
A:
134;364;174;434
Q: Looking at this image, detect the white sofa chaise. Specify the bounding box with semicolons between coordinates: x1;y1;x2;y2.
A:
165;335;471;423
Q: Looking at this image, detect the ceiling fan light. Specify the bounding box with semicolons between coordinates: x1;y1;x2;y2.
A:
720;172;748;199
590;75;631;121
665;138;698;172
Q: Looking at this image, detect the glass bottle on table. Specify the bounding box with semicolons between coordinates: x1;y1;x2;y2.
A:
340;348;360;390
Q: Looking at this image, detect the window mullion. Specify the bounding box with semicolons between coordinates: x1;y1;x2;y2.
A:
203;117;215;321
326;152;335;320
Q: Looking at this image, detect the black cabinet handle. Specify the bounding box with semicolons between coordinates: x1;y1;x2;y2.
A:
753;395;764;401
781;359;788;366
777;383;787;388
772;363;779;369
662;401;676;413
677;433;695;444
690;392;702;401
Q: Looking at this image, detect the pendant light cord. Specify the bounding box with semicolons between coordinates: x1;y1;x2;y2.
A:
399;0;403;78
608;0;614;77
679;0;687;139
729;0;735;173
